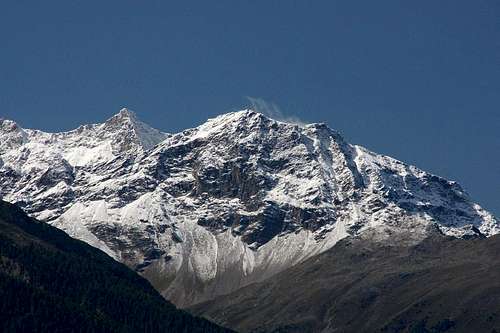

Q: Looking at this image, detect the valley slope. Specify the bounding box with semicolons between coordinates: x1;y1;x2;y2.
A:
192;233;500;333
0;200;232;332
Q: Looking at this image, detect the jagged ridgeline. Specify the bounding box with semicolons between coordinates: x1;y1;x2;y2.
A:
0;200;232;333
0;109;498;307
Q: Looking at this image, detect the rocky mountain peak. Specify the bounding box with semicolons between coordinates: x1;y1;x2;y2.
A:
1;118;20;132
102;108;142;132
200;109;271;132
0;118;27;154
100;108;169;152
185;110;316;151
202;110;345;146
106;107;138;124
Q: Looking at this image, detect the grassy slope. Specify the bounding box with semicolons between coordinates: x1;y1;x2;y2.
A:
192;234;500;333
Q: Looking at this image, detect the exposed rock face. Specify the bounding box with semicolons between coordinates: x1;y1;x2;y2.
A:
0;109;498;306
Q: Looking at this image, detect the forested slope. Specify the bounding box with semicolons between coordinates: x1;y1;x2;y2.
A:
0;200;232;333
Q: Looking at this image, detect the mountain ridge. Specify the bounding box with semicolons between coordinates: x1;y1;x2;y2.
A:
0;108;497;306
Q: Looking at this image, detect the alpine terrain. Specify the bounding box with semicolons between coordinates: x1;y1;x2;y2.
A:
0;108;498;307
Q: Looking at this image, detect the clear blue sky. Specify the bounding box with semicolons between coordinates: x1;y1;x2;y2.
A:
1;1;499;216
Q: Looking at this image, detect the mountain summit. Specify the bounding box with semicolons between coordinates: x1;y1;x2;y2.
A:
0;109;498;306
102;108;169;151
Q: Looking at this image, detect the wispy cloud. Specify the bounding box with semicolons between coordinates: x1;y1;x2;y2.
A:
246;97;307;127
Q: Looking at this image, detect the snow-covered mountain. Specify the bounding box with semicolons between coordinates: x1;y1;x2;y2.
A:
0;108;498;306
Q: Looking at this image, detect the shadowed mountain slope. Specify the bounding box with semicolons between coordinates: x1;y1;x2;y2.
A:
0;200;232;333
192;232;500;333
